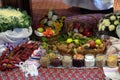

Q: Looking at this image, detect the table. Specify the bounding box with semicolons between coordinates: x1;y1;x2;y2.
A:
0;67;105;80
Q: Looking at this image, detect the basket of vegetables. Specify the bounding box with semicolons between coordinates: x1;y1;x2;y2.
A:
34;9;65;44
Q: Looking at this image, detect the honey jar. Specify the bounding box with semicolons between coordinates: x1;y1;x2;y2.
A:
107;54;117;68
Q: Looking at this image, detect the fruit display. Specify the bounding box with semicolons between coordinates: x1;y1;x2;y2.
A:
57;32;106;55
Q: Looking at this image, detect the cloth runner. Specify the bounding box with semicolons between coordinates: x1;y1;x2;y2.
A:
0;68;105;80
105;36;120;55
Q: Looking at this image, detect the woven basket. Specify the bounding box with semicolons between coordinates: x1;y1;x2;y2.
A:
46;34;58;44
79;41;106;55
57;41;106;55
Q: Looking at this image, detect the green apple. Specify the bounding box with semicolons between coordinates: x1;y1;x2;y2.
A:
66;38;73;43
95;39;102;45
74;39;79;45
37;28;44;32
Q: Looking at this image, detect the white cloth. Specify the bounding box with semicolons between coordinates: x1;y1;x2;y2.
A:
103;67;120;80
63;0;114;10
106;36;120;55
0;27;32;56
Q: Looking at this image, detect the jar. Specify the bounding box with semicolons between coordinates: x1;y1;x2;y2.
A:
62;55;72;68
107;54;117;68
40;56;50;68
73;54;84;67
96;54;106;67
85;54;95;67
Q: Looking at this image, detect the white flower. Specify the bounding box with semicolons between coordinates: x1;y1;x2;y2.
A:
47;20;53;26
110;15;116;20
103;19;109;23
102;19;110;26
101;24;106;31
48;11;53;19
98;23;103;31
117;16;120;19
108;25;115;31
52;15;58;21
114;20;119;25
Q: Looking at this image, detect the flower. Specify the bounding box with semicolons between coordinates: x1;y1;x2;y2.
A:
110;15;116;20
98;12;120;32
114;20;119;25
108;25;115;31
35;9;65;37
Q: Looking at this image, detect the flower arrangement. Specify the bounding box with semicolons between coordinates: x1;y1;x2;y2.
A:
0;7;32;32
35;9;65;37
98;12;120;32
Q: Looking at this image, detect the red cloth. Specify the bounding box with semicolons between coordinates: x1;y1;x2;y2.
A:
0;68;105;80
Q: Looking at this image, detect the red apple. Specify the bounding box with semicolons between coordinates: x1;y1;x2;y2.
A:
83;31;92;37
89;40;96;48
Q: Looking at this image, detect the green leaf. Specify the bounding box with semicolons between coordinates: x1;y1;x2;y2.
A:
41;37;48;42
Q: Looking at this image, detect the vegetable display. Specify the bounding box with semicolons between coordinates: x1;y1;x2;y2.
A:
0;7;32;32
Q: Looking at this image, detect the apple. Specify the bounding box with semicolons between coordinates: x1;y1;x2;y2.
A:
66;38;73;43
89;40;96;48
37;27;44;32
74;39;79;45
95;39;102;45
83;31;92;37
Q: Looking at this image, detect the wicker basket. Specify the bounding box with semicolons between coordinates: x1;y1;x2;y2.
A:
46;34;58;44
57;41;106;56
79;41;106;55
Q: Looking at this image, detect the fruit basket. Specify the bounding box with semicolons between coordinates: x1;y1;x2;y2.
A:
57;14;106;55
57;34;106;55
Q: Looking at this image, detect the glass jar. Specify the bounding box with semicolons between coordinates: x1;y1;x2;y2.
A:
85;54;95;67
96;54;106;67
40;56;50;68
62;55;72;68
107;54;117;68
